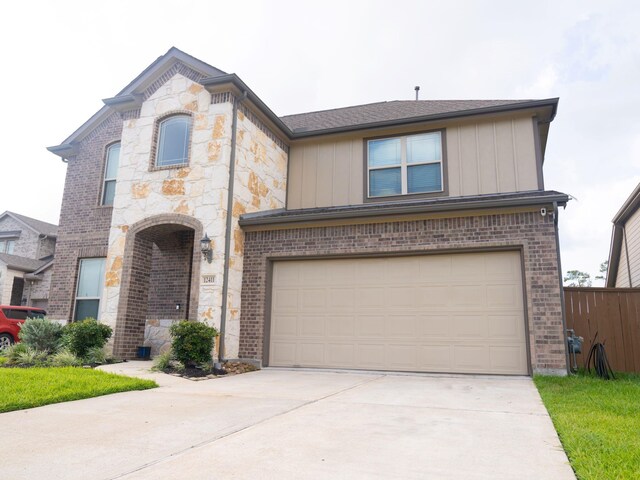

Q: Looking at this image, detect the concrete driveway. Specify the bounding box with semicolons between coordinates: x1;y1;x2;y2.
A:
3;364;574;479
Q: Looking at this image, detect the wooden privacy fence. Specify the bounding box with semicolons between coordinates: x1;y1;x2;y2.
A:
564;288;640;373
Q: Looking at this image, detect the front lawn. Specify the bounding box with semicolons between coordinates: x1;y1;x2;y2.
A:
0;367;157;413
534;373;640;479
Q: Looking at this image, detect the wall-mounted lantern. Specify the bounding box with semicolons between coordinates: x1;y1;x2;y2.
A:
200;233;212;263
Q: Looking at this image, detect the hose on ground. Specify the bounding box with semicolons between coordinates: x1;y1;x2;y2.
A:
585;333;615;380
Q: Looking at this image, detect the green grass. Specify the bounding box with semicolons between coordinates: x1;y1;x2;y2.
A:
0;367;157;413
534;373;640;479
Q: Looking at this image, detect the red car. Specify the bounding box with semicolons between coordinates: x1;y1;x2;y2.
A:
0;306;47;349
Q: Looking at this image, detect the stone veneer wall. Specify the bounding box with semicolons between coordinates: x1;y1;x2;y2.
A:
223;106;288;358
239;210;567;373
101;73;232;350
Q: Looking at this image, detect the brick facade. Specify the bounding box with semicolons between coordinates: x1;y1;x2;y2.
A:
239;210;567;373
48;112;122;320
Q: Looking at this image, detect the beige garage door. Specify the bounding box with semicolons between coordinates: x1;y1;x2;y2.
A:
269;251;528;375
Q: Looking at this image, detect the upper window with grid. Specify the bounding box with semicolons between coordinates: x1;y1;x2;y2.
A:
367;131;443;198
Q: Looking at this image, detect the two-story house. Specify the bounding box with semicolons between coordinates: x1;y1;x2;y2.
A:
47;48;569;375
0;211;57;309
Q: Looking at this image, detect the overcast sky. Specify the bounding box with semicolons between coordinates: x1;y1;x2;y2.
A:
1;0;639;284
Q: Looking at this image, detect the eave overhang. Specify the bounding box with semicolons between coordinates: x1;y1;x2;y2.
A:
239;191;569;229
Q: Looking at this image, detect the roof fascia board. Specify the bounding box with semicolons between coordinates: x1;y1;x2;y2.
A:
102;93;144;113
239;192;569;227
612;183;640;224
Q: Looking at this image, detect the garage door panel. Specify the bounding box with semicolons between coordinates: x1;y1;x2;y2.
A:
490;346;526;372
326;316;356;337
356;288;386;307
417;315;451;338
388;315;418;337
327;343;355;366
487;284;522;308
452;285;486;307
454;345;491;371
419;287;451;308
270;251;528;375
488;315;523;338
328;288;356;310
419;345;453;370
454;314;488;338
387;287;417;308
301;288;326;309
270;342;297;365
299;316;325;337
387;344;417;368
272;315;299;337
273;289;299;311
418;255;452;281
299;342;325;365
357;315;386;338
357;344;386;367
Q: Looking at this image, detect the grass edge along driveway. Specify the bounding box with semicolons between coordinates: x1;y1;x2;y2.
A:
534;373;640;480
0;367;157;413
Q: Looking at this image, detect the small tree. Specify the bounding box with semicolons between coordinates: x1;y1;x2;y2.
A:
564;270;592;287
170;321;218;367
595;260;608;281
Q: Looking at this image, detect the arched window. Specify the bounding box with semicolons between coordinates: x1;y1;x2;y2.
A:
102;143;120;206
155;115;191;167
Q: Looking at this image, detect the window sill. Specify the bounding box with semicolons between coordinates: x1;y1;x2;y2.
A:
149;163;189;173
364;190;447;203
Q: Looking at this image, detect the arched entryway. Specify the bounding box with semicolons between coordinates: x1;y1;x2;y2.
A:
113;214;203;359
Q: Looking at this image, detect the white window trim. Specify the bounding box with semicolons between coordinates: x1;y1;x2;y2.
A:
102;143;120;206
155;115;191;167
367;131;444;198
73;258;106;321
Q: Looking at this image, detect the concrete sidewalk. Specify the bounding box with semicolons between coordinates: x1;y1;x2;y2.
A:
2;363;574;479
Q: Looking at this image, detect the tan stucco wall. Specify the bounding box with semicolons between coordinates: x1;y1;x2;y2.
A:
287;114;540;209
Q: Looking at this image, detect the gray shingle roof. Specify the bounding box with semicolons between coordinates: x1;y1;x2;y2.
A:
0;253;48;272
4;211;58;237
280;99;534;133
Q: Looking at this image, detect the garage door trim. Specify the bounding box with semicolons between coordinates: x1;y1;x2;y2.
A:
262;246;531;375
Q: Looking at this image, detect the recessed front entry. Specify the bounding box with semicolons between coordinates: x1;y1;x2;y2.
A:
268;251;528;374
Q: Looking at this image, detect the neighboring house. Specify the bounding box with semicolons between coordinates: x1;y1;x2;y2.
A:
0;211;57;309
606;183;640;287
47;47;569;375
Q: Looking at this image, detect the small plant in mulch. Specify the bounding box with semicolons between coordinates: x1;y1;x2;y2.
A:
151;347;258;381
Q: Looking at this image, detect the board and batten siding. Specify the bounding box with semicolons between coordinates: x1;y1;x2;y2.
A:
287;115;540;209
616;208;640;287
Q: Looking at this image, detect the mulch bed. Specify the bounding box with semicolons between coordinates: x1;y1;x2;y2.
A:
164;361;258;381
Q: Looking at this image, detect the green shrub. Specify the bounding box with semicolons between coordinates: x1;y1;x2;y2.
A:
2;343;29;364
169;321;218;367
15;346;48;367
83;346;107;365
151;350;173;371
18;317;63;353
50;349;82;367
62;318;112;359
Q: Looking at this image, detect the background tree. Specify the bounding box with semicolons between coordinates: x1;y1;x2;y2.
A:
564;270;592;287
595;260;608;281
